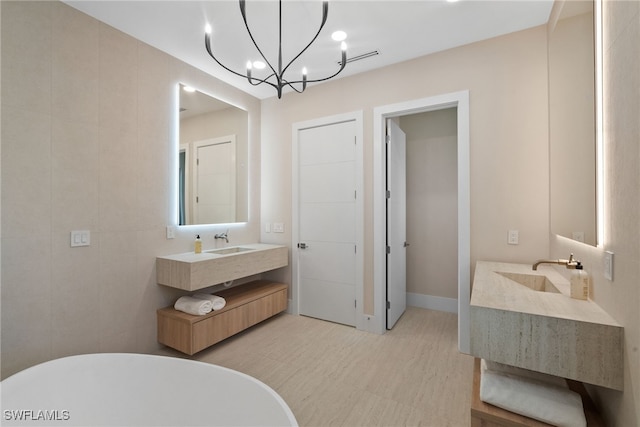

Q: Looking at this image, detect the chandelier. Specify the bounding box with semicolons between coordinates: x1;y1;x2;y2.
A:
204;0;347;99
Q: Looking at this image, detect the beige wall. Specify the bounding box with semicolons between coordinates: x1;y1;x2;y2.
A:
550;1;640;425
400;109;458;300
0;1;261;379
261;24;550;313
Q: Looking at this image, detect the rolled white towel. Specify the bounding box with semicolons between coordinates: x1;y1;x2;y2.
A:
480;359;586;427
193;293;226;311
174;296;213;315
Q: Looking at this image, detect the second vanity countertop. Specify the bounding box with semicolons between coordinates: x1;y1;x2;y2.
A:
470;261;623;390
471;261;620;327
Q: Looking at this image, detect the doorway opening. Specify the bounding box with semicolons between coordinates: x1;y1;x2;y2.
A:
373;91;471;353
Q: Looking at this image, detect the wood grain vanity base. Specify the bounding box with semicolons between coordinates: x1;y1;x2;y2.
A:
157;280;288;355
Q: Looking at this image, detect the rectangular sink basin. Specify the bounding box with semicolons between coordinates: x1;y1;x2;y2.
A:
470;261;623;390
156;244;288;291
206;247;254;255
495;271;560;293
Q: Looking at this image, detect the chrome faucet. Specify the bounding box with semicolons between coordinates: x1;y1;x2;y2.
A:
214;229;229;243
532;253;580;270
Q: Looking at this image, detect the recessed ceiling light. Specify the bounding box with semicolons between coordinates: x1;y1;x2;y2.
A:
331;30;347;42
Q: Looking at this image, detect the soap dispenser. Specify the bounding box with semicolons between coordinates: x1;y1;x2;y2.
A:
194;235;202;254
570;262;589;300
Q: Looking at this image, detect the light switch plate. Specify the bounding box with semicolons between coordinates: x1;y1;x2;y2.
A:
71;230;91;247
273;223;284;233
507;230;519;245
604;251;614;281
166;226;176;239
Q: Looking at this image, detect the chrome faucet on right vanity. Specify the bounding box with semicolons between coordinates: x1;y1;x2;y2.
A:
532;253;580;270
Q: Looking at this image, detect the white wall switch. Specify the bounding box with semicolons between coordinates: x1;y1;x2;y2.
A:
507;230;519;245
71;230;91;247
273;222;284;233
166;226;176;239
604;251;614;281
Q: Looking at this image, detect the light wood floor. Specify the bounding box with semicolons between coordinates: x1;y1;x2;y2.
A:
158;307;474;426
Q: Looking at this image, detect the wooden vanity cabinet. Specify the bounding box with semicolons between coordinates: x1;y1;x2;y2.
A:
157;280;288;355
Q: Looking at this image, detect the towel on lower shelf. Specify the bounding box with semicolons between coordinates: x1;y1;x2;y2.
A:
174;296;213;315
193;293;226;311
480;359;586;427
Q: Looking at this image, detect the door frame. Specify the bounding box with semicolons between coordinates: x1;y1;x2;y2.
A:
291;111;364;324
373;91;471;353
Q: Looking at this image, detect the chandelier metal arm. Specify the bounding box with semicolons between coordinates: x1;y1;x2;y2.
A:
287;50;346;85
280;1;328;77
204;32;279;92
238;0;280;81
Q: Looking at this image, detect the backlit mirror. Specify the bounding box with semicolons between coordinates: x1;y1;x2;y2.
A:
548;0;597;246
178;84;248;225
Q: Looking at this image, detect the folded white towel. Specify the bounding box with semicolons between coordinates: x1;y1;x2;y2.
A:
174;296;213;315
193;293;226;311
480;359;586;427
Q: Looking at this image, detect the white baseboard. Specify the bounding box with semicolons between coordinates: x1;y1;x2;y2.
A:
407;292;458;314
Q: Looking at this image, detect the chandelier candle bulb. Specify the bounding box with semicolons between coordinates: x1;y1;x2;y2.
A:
302;67;307;90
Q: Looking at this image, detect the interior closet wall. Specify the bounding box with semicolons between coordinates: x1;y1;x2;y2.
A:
399;108;458;301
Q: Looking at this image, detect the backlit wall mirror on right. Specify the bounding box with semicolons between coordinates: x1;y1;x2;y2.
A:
548;0;599;246
178;84;249;226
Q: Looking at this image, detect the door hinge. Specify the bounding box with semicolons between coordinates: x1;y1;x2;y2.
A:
386;301;391;309
386;190;391;199
386;135;391;144
354;245;357;254
355;300;357;308
196;196;199;203
354;190;357;199
196;158;199;166
386;245;391;254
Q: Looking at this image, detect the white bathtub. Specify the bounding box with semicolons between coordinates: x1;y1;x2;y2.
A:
1;353;297;426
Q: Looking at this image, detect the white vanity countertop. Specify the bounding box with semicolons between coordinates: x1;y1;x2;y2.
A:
156;243;288;291
471;261;620;327
157;243;285;262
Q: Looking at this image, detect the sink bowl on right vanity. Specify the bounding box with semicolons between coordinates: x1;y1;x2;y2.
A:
470;261;624;390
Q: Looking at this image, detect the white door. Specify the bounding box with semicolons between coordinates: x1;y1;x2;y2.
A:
297;121;357;326
386;119;407;329
193;136;236;224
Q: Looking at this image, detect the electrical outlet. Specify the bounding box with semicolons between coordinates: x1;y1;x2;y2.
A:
166;225;176;239
507;230;519;245
273;222;284;233
604;251;614;281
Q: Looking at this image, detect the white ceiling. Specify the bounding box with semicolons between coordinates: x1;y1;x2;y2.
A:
63;0;553;100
